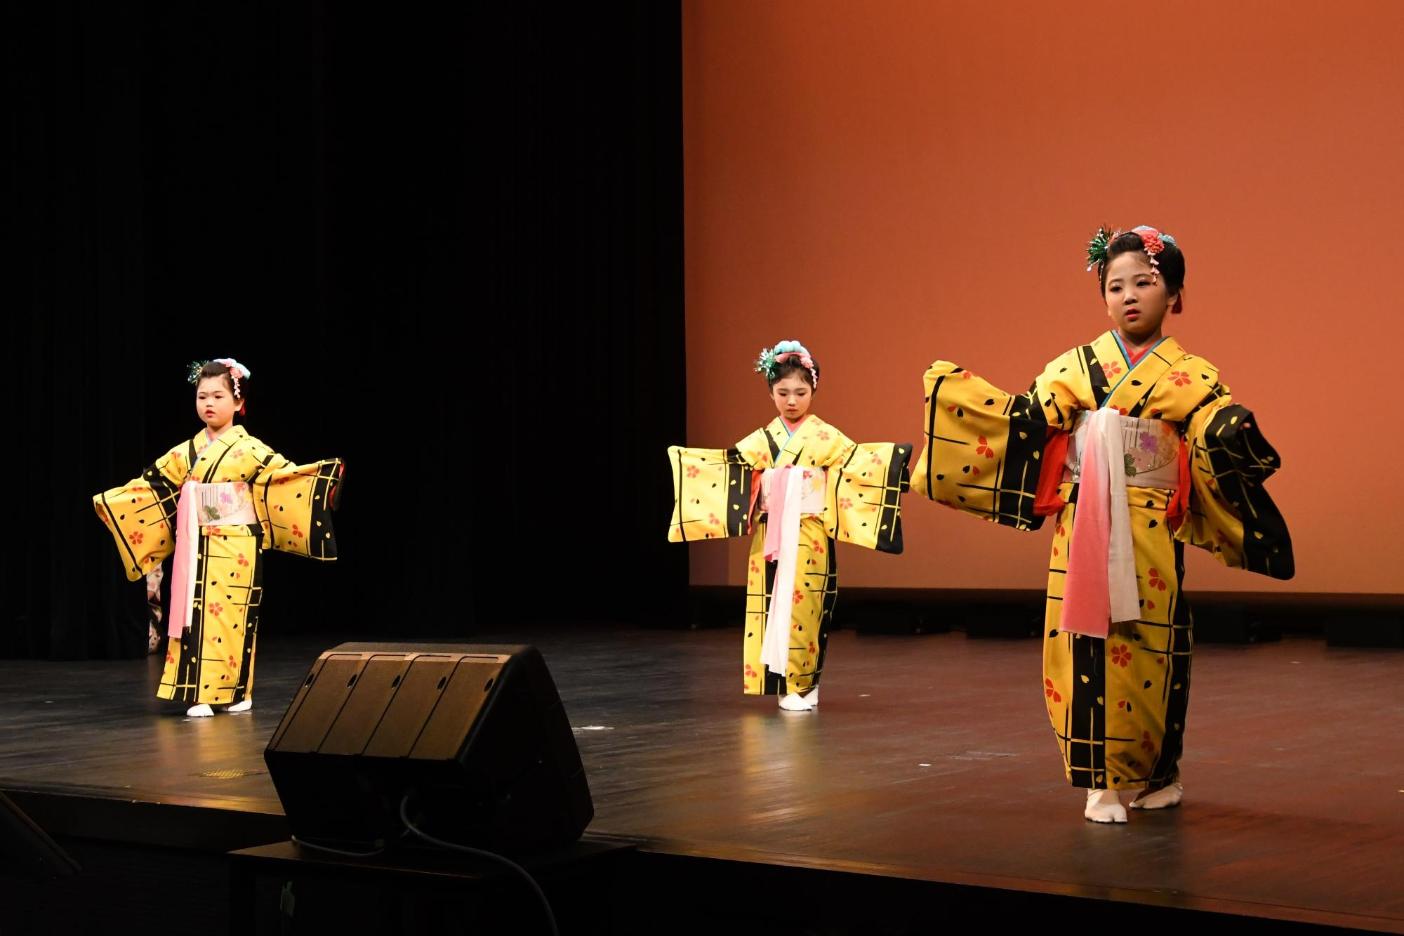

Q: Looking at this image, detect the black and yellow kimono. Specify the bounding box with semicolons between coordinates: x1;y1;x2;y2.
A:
912;332;1292;791
669;415;910;695
94;425;343;705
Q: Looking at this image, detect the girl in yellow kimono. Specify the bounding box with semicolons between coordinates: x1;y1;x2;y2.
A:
94;359;344;717
912;227;1293;822
669;341;911;711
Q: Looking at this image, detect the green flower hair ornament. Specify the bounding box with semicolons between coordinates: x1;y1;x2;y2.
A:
1085;225;1116;273
754;346;780;380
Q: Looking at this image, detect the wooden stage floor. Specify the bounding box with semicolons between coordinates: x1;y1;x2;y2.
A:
1;625;1401;933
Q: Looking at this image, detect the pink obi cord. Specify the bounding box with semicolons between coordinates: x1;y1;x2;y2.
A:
1059;409;1140;638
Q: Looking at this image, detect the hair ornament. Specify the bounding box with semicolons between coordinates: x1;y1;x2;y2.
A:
188;358;253;399
754;340;818;388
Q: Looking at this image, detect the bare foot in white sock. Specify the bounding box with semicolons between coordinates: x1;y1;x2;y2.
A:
1129;782;1183;810
226;699;252;713
1085;788;1127;823
186;704;214;718
778;687;819;711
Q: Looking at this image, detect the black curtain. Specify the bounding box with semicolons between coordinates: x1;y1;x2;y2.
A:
5;2;686;658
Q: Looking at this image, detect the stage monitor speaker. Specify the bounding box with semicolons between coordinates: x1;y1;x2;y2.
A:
264;643;592;855
0;792;80;878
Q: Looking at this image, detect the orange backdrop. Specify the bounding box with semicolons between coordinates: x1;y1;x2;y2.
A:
682;0;1404;594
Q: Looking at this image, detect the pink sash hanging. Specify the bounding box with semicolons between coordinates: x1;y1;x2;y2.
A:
760;466;802;676
165;482;200;638
1060;409;1140;637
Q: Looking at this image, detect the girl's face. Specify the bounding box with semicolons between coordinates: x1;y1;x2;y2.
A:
1104;251;1177;346
196;376;240;434
769;373;814;424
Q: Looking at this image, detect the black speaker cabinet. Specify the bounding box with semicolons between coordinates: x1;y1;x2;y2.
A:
264;643;592;855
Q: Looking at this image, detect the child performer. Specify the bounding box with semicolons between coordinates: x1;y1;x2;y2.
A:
668;340;912;711
94;359;345;717
911;227;1293;822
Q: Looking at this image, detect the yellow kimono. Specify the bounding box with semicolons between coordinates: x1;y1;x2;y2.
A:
669;415;911;695
94;425;343;705
912;332;1292;791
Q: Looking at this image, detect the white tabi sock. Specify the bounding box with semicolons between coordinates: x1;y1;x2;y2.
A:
1084;788;1127;824
778;687;819;711
1129;781;1183;810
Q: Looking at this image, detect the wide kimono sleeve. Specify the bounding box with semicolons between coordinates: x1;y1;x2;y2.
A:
910;350;1085;531
1176;388;1294;579
823;435;911;554
92;447;186;581
247;441;345;561
666;427;771;543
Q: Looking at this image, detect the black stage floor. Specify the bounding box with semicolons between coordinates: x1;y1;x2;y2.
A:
1;625;1401;933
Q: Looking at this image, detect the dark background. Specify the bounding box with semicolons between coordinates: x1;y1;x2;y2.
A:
6;2;686;658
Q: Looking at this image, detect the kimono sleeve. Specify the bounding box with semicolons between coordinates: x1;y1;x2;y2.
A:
909;360;1052;531
666;446;756;542
92;449;184;581
251;453;345;560
824;440;911;553
1176;391;1294;579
